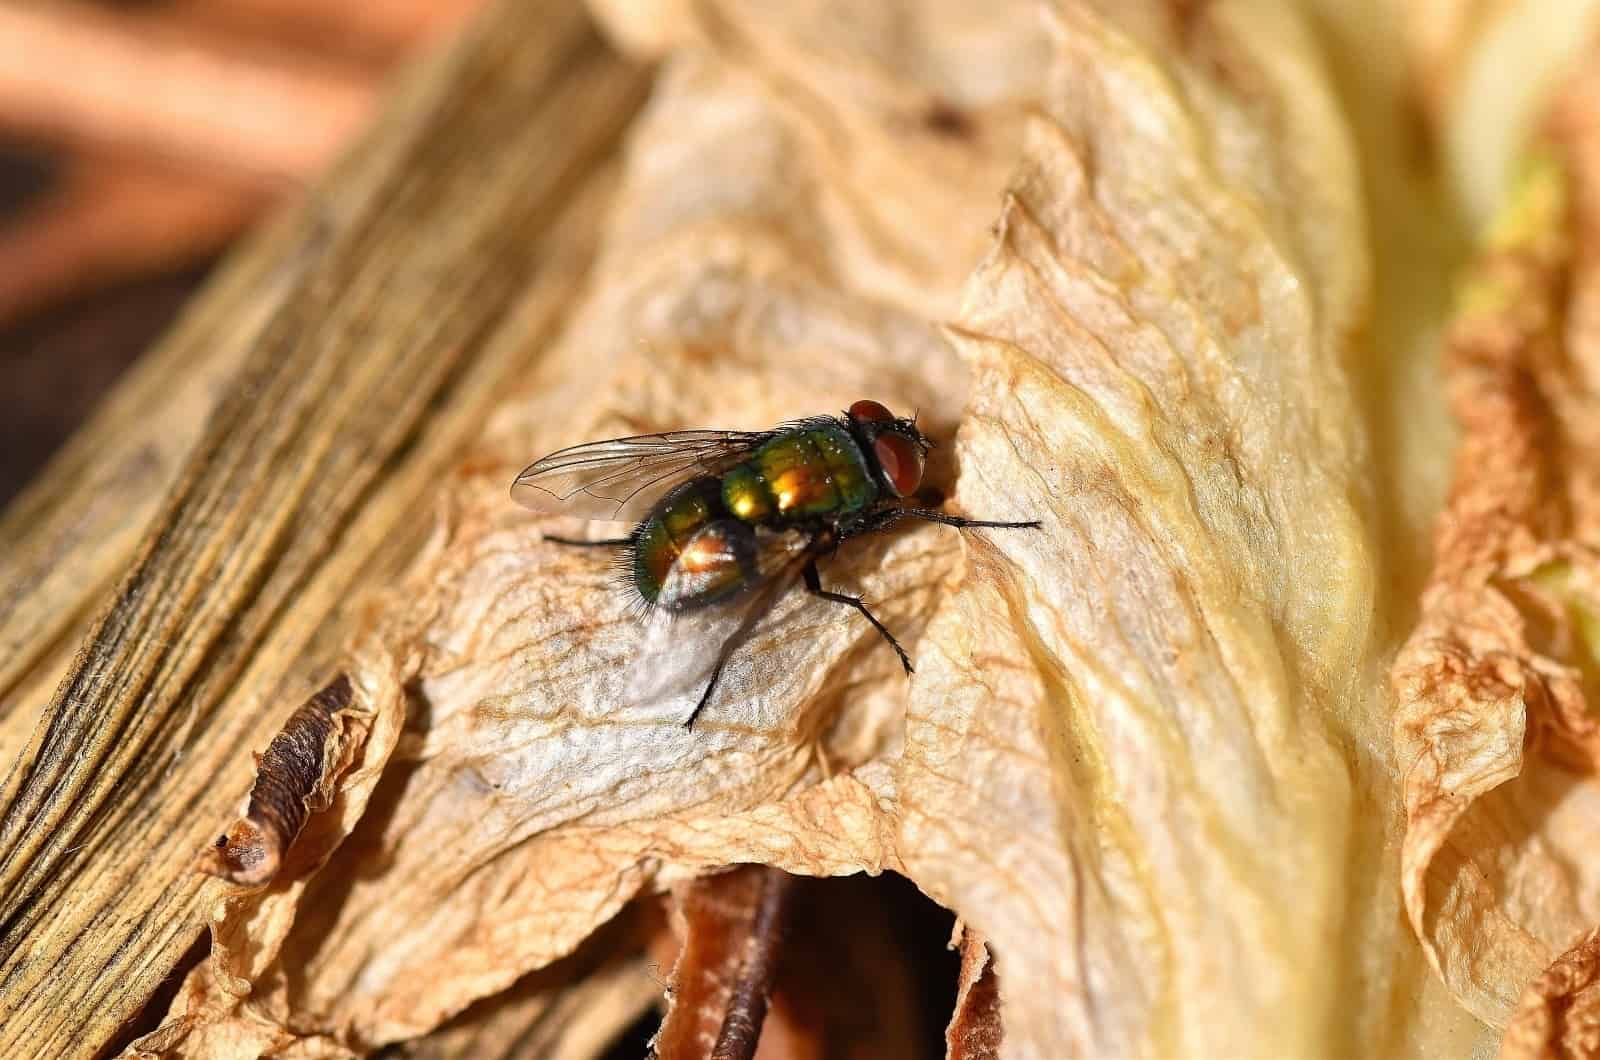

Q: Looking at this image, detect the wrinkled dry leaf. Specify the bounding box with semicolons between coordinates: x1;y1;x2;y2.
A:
1391;48;1600;1054
945;924;1001;1060
392;905;664;1060
122;1;1600;1058
1502;927;1600;1060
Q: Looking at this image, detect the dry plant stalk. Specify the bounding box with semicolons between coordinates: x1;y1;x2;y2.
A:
653;866;798;1060
7;0;1600;1058
170;0;481;65
0;0;647;1054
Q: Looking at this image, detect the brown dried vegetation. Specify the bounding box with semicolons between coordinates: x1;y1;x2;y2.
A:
8;1;1600;1058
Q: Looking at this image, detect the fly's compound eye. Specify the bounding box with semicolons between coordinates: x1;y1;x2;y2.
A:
874;432;925;497
849;399;895;423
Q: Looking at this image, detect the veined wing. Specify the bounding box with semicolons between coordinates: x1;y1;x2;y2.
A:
630;528;816;717
511;428;771;522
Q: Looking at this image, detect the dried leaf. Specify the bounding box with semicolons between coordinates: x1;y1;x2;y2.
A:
131;1;1527;1057
1500;928;1600;1060
129;662;406;1058
1391;47;1600;1036
945;925;1001;1060
392;906;664;1060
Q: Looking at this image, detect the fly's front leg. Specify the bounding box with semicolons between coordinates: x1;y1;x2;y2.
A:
838;507;1040;543
802;560;912;675
835;506;903;542
892;508;1040;530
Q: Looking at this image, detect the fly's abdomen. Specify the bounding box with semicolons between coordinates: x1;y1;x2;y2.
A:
655;520;757;609
633;477;757;609
722;425;876;523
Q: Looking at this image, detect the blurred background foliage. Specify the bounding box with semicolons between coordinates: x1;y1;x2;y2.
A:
0;0;480;501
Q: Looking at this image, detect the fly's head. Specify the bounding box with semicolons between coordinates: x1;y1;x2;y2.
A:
847;399;932;499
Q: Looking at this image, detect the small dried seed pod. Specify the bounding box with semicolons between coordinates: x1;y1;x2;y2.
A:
199;674;353;886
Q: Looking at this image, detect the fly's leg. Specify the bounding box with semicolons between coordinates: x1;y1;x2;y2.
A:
685;656;728;730
837;506;1040;543
682;565;800;730
889;508;1040;530
544;534;632;547
802;560;913;675
682;536;843;731
836;507;900;539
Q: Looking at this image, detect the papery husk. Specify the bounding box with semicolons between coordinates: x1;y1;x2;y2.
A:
945;924;1001;1060
1392;51;1600;1054
134;1;1495;1057
390;908;666;1060
1500;927;1600;1060
923;3;1390;1050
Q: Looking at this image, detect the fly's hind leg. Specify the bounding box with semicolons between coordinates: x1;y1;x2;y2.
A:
802;560;913;675
684;656;729;731
682;576;789;730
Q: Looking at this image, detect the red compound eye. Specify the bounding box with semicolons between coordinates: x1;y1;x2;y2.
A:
873;432;925;497
849;399;895;423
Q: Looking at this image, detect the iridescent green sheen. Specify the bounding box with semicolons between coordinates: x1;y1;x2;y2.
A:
808;425;877;512
719;463;773;522
658;520;754;607
633;426;878;608
633;477;723;604
746;425;876;521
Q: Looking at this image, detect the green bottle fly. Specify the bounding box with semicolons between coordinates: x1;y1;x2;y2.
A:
511;399;1039;726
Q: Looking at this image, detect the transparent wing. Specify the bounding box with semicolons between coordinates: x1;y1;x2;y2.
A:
511;429;772;522
629;529;815;713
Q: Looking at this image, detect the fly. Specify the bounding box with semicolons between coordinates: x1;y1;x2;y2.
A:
511;399;1039;728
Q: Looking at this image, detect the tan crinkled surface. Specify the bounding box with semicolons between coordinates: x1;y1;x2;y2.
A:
135;0;1039;1053
131;661;407;1059
1392;52;1600;1054
123;2;1600;1058
1500;928;1600;1060
920;5;1385;1052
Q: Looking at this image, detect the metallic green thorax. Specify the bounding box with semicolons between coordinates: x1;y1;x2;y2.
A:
632;424;880;608
724;425;877;523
